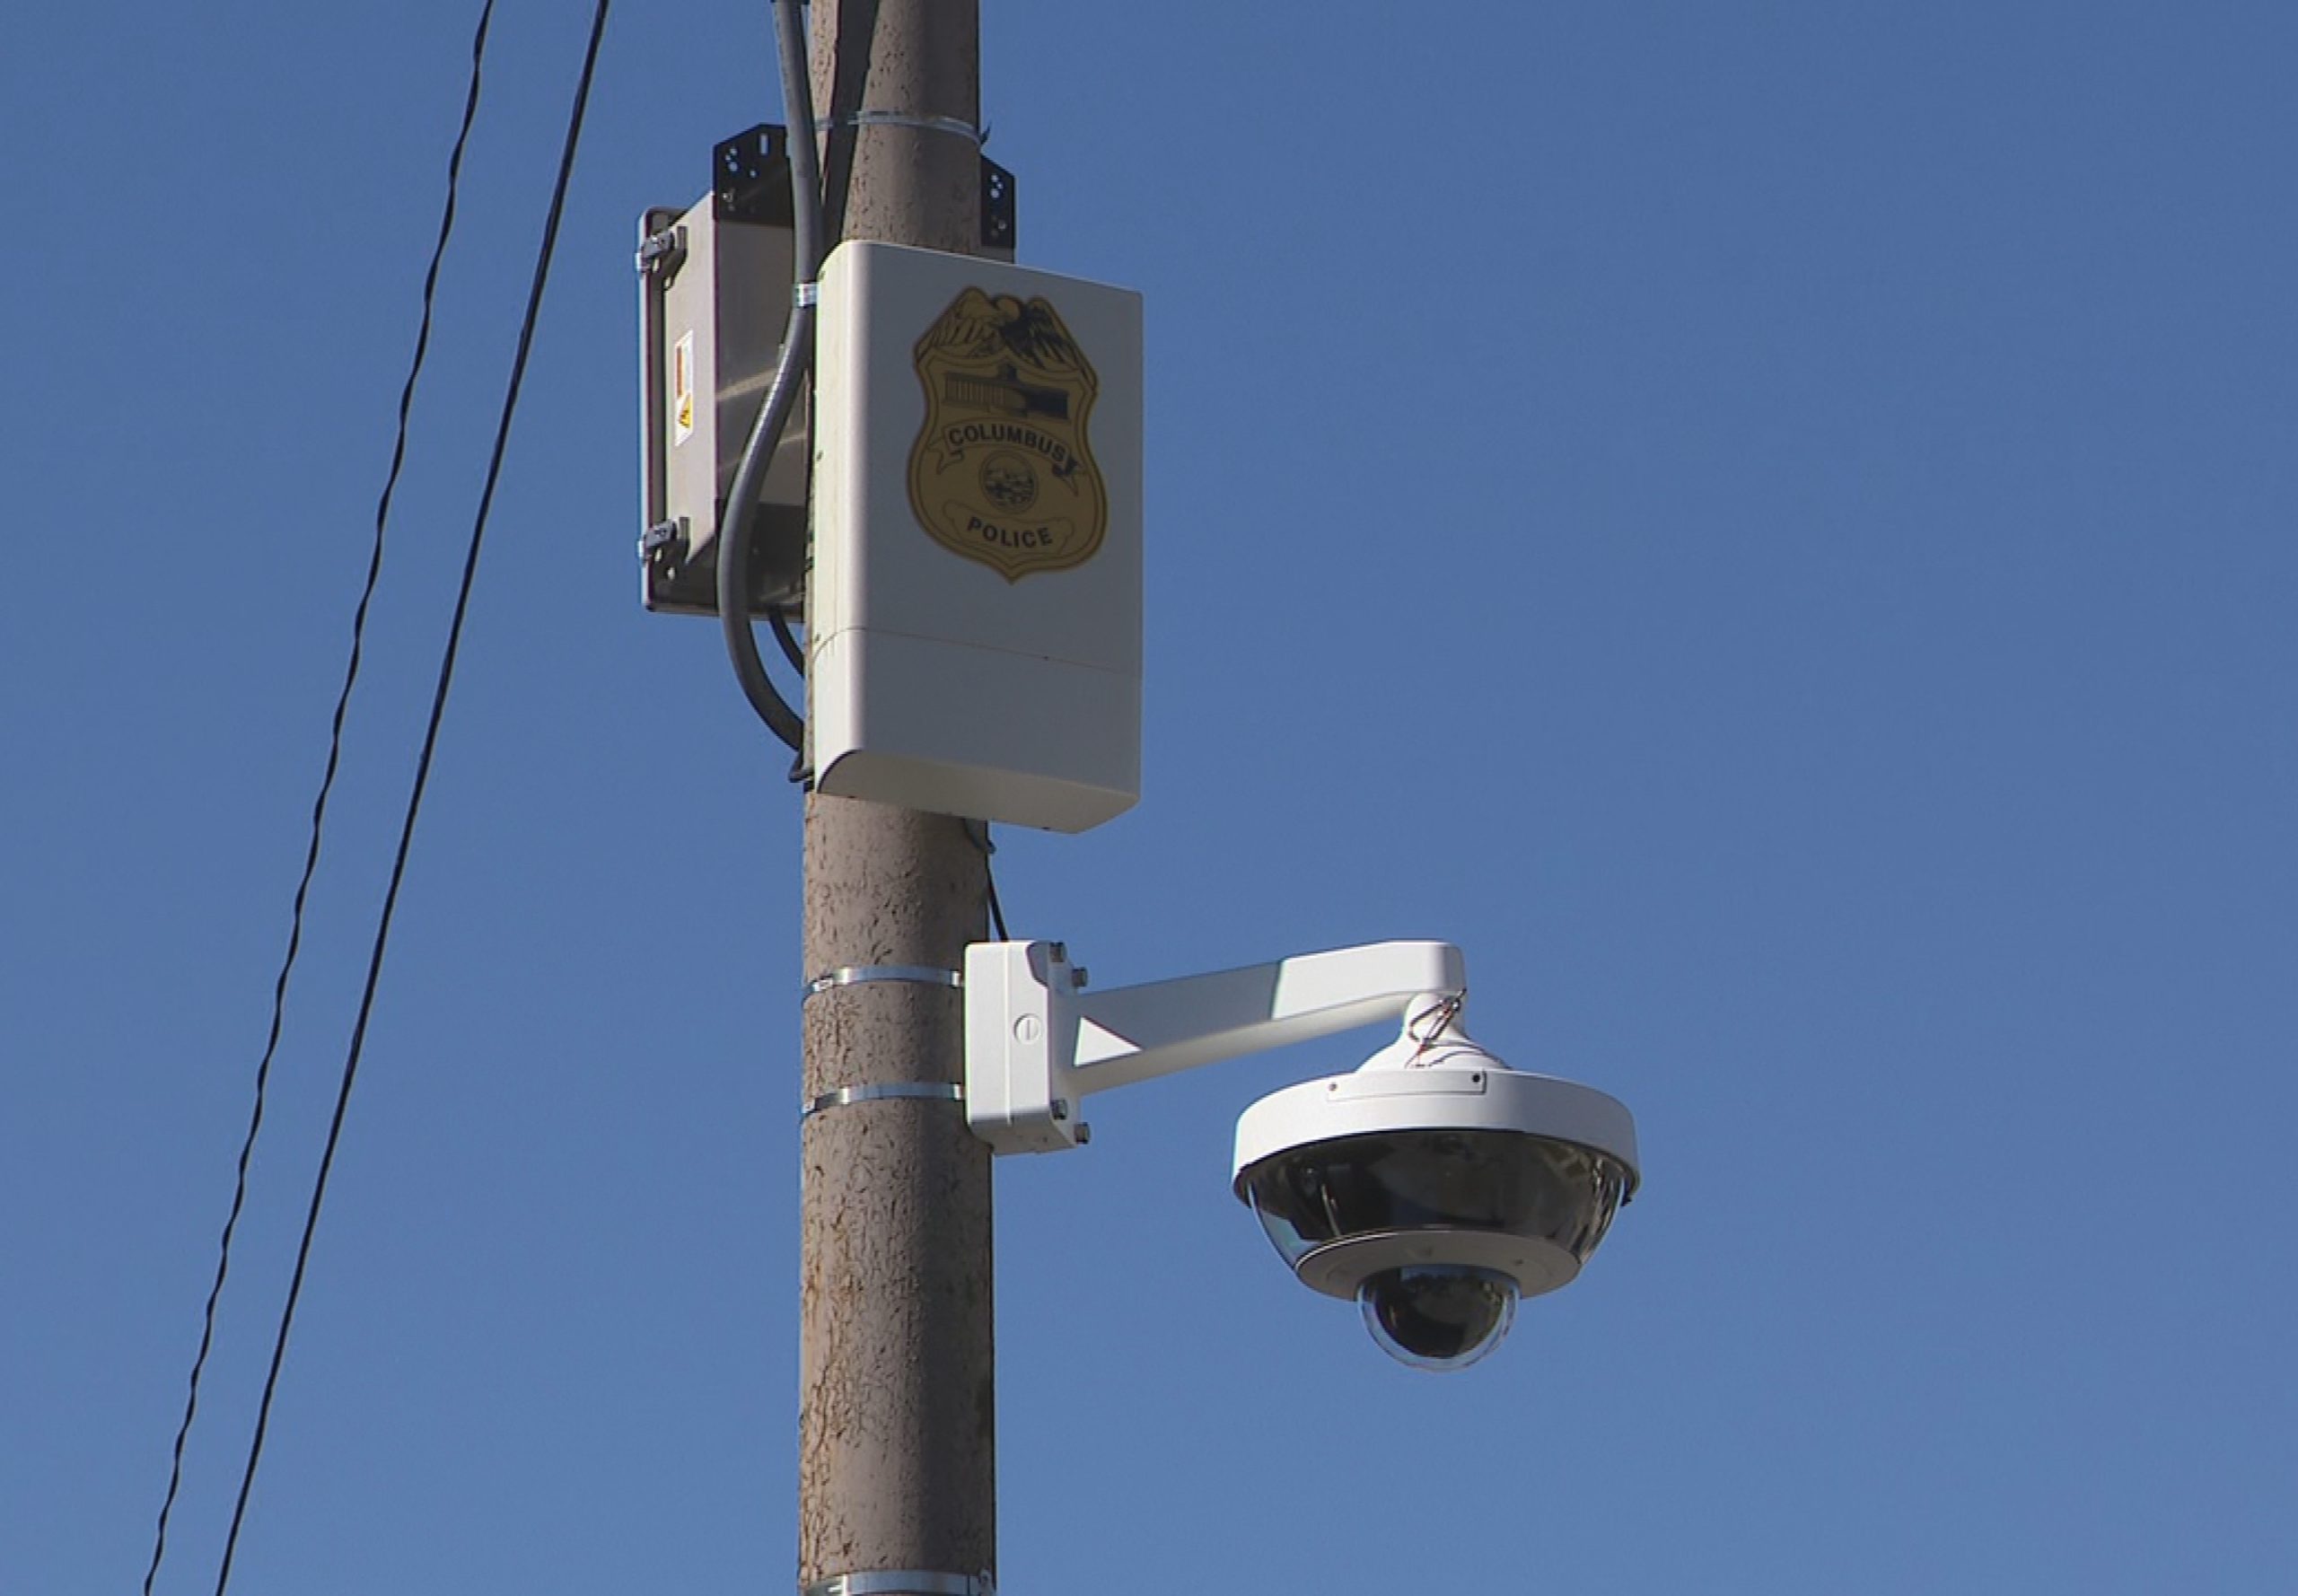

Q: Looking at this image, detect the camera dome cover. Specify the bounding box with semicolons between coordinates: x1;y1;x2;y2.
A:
1232;1065;1637;1301
1359;1265;1518;1372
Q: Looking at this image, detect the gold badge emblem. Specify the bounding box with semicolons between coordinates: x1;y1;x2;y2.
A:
908;288;1107;582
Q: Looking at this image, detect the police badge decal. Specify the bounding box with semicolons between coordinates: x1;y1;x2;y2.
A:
908;288;1108;582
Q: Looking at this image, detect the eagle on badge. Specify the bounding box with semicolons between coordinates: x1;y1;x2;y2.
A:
908;288;1108;582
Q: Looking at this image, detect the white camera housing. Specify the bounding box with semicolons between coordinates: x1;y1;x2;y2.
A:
964;939;1639;1370
1232;1039;1636;1369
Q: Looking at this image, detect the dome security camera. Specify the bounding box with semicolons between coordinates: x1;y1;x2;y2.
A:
1232;1005;1638;1372
965;940;1639;1371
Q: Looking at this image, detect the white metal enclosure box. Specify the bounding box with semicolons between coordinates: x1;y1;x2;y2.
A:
812;241;1144;832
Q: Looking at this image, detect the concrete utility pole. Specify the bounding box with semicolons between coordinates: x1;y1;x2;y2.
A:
797;5;996;1594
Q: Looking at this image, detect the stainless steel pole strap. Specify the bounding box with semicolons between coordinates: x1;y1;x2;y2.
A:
800;968;968;1120
803;964;964;1000
816;110;984;144
803;1572;994;1596
800;1081;963;1121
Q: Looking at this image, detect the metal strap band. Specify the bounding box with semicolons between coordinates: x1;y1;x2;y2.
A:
817;110;984;145
802;1082;964;1121
805;964;965;1000
794;280;820;308
803;1572;993;1596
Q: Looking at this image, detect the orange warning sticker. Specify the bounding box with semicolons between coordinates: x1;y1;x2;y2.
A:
673;330;696;445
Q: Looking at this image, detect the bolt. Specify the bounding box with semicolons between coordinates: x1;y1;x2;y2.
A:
1074;1123;1092;1145
1050;1098;1069;1121
1071;967;1089;989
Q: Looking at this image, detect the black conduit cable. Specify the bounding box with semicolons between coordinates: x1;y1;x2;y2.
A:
717;0;826;761
770;603;807;676
140;7;497;1593
966;821;1012;941
986;847;1011;942
755;0;1013;934
205;4;611;1591
732;0;1017;953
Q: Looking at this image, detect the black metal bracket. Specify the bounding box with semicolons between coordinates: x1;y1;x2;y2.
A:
715;124;796;227
717;121;1016;253
981;156;1016;255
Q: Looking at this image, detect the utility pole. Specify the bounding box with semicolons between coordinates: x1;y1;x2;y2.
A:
796;5;996;1594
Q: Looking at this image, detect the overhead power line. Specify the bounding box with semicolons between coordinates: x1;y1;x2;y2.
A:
207;4;612;1588
143;3;615;1592
142;4;501;1591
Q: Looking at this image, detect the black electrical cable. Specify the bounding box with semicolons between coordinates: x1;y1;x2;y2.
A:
716;0;825;760
139;8;498;1593
769;603;807;676
202;5;611;1591
986;854;1011;942
966;821;1013;941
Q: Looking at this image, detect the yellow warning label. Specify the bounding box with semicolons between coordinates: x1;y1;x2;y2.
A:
673;330;696;445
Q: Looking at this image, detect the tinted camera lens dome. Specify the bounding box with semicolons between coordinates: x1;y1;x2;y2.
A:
1358;1265;1518;1372
1237;1129;1631;1273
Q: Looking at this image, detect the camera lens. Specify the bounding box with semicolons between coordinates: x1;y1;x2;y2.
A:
1357;1265;1517;1372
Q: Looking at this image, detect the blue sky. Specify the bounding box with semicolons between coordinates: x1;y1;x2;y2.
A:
4;3;2294;1592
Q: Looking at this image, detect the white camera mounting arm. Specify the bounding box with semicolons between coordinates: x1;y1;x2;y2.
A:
964;939;1470;1154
